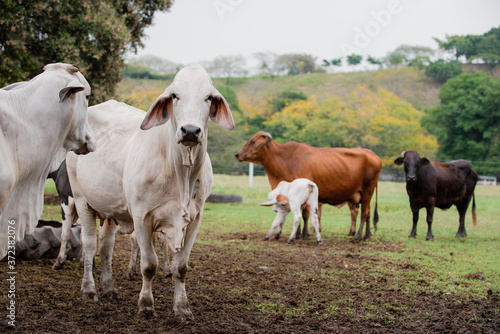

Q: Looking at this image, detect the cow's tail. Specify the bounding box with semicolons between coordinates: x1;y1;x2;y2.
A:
472;192;477;227
373;184;379;232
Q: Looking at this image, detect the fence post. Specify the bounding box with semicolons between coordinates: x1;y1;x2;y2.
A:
249;162;254;188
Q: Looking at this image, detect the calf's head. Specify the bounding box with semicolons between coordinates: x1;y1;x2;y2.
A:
235;131;273;163
261;191;290;212
140;65;234;147
394;150;430;182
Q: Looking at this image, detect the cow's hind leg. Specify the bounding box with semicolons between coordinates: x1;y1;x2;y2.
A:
425;206;435;241
99;220;117;298
455;198;471;238
123;231;140;280
78;203;98;301
354;200;371;240
288;207;302;243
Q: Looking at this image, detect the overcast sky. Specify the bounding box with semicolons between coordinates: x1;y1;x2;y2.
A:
133;0;500;67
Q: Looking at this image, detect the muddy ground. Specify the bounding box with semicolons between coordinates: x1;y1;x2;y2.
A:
2;229;499;334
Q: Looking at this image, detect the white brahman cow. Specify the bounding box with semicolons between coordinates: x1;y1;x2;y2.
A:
66;65;234;321
261;178;322;244
0;63;95;259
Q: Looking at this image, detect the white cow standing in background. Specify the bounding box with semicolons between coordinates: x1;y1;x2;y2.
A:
66;65;234;321
261;178;322;244
0;63;95;259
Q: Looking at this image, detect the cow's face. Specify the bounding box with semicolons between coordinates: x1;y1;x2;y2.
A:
235;131;273;163
61;71;96;155
44;64;96;155
394;150;430;182
140;65;234;148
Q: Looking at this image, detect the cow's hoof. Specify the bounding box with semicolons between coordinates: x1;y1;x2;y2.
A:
174;309;194;323
455;233;467;238
316;240;322;245
408;234;416;239
138;308;157;319
363;234;372;240
347;231;356;237
262;236;269;241
163;272;173;279
122;271;135;281
82;289;98;302
287;239;294;244
426;236;435;242
274;234;281;240
52;259;65;270
101;288;117;299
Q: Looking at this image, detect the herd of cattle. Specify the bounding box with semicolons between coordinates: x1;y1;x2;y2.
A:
0;63;478;320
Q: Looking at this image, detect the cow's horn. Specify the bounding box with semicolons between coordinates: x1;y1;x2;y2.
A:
401;151;406;157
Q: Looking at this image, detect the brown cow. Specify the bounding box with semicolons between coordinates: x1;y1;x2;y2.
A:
235;131;382;240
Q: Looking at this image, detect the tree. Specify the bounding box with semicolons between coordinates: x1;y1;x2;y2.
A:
264;87;438;167
347;54;363;69
0;0;173;103
254;52;280;79
385;51;406;68
422;72;500;165
424;59;462;83
275;54;325;76
208;55;247;85
367;55;384;68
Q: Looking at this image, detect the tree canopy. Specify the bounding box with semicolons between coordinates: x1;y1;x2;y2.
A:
0;0;173;103
263;86;438;167
422;72;500;165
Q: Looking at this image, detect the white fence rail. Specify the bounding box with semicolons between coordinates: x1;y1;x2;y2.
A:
478;176;497;185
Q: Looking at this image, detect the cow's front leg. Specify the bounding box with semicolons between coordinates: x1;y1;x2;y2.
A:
53;199;74;269
171;213;202;322
99;220;117;297
425;206;435;241
263;211;287;241
135;221;158;315
409;209;419;238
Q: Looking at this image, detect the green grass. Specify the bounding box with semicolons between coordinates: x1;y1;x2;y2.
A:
42;174;500;299
203;175;500;297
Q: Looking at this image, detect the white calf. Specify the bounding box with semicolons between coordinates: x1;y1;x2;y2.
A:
261;178;322;244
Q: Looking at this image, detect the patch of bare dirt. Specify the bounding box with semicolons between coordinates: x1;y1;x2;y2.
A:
1;232;499;333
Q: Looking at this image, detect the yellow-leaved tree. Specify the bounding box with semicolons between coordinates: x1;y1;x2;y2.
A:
264;86;438;167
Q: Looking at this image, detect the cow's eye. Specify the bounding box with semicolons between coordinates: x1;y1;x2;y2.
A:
85;95;90;101
206;95;213;101
171;93;178;99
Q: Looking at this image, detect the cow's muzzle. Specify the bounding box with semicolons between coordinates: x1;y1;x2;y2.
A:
406;175;417;182
75;135;96;155
180;125;201;145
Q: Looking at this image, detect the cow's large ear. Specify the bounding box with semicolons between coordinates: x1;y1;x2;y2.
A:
262;132;273;147
394;157;404;165
59;80;85;102
420;157;430;165
141;93;173;130
210;92;235;130
260;199;277;206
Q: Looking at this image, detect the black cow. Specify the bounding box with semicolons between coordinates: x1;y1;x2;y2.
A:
394;150;477;241
48;160;78;269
